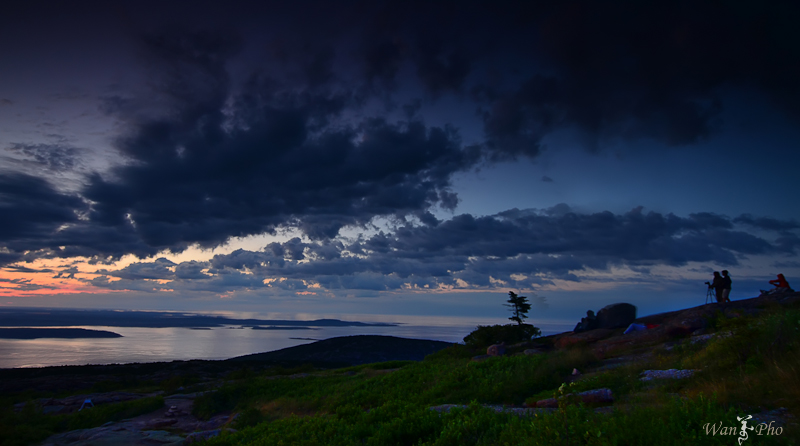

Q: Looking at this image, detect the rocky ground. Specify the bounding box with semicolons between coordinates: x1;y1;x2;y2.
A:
546;291;800;356
454;292;800;430
38;392;232;446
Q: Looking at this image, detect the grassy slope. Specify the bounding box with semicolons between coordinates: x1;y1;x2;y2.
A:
195;301;799;445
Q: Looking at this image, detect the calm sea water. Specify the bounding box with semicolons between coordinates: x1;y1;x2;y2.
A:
0;314;573;369
0;324;465;369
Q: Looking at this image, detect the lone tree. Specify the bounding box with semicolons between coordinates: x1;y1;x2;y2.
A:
505;291;531;325
463;291;541;347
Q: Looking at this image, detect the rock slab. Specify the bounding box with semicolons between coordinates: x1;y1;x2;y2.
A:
533;388;614;408
640;369;698;381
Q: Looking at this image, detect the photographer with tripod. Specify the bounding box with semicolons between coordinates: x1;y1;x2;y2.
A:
705;271;726;304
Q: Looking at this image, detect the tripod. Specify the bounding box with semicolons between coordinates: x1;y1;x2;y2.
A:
705;285;716;304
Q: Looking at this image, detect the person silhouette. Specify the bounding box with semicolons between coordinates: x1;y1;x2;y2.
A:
711;271;724;303
720;270;732;303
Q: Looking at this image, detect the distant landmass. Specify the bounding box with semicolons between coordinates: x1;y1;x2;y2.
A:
0;328;122;339
0;308;397;329
229;335;454;366
250;326;320;330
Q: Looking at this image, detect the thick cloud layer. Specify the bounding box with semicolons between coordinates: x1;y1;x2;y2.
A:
2;0;799;273
80;206;798;295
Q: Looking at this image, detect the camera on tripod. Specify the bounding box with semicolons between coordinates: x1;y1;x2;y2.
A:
704;281;714;303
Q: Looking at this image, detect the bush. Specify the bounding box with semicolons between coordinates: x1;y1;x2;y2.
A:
424;344;475;361
463;324;541;349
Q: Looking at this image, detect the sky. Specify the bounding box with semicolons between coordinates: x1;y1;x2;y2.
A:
1;0;799;327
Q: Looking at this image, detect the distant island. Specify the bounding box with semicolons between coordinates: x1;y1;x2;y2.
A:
0;308;398;329
250;326;320;330
0;328;122;339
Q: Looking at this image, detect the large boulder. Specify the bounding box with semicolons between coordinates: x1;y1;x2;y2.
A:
596;303;637;329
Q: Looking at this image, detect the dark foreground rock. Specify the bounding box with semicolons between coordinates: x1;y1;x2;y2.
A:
41;427;185;446
40;393;231;446
532;388;614;408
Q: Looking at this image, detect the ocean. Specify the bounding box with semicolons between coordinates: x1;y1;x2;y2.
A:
0;309;574;369
0;324;464;369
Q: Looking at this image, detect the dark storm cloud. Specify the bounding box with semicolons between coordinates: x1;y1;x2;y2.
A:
775;234;800;254
98;257;176;280
4;265;53;274
474;1;800;154
413;39;471;95
6;143;81;171
359;207;770;267
733;214;800;253
53;266;78;279
3;1;800;270
0;277;56;291
174;260;210;280
0;172;164;266
734;214;800;232
117;206;797;296
72;29;475;254
0;172;86;249
363;39;405;87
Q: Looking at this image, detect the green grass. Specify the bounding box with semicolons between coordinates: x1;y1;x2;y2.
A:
202;396;787;446
191;304;799;445
192;348;600;422
680;308;800;414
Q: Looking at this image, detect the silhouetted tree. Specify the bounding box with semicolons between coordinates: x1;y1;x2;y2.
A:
505;291;531;325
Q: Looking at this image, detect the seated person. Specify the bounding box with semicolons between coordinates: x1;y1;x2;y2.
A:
624;323;646;334
624;322;659;334
762;273;793;295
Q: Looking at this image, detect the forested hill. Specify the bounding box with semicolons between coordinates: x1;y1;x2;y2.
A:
229;335;454;366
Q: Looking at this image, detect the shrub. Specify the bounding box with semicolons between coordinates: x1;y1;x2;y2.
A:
424;344;475;361
463;324;541;349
